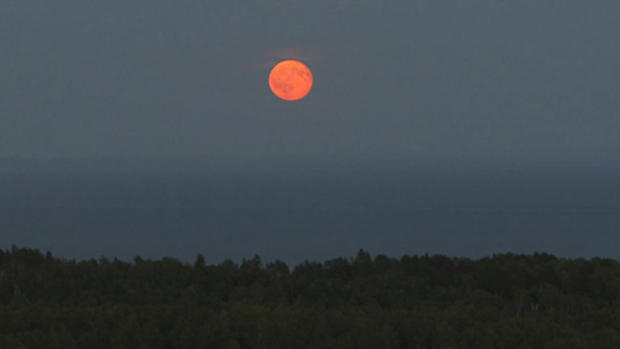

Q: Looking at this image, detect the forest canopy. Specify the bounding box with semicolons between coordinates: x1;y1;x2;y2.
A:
1;246;620;348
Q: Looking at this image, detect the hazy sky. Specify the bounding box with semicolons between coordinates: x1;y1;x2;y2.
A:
1;0;619;169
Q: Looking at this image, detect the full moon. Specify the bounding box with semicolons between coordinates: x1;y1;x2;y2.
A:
269;60;313;101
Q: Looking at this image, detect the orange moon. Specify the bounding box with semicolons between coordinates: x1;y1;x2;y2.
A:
269;60;313;101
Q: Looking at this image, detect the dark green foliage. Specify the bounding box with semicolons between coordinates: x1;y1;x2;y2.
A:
1;247;620;348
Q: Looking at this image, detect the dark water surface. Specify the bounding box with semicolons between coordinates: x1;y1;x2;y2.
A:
1;170;619;264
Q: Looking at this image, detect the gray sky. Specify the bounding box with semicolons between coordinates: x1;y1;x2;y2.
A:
1;0;619;169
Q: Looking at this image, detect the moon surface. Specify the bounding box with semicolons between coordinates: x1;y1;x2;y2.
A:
269;60;313;101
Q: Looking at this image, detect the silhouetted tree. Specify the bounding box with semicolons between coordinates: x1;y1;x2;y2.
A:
1;246;620;348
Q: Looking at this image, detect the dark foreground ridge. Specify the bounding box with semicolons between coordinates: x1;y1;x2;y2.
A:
2;246;620;348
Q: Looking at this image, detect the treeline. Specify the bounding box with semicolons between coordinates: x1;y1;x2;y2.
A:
1;246;620;348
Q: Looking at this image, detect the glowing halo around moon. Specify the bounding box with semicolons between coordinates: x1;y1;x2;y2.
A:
269;60;313;101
